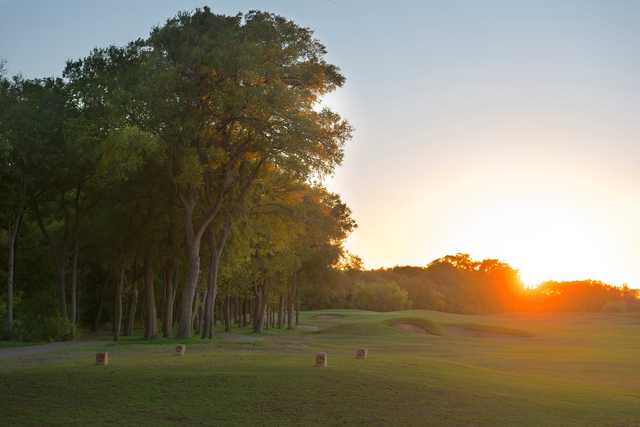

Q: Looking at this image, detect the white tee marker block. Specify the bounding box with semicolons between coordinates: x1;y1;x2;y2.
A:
355;349;368;359
96;352;109;366
315;352;328;368
176;344;186;356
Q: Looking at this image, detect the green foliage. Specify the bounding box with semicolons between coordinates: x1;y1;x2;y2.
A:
97;126;162;183
14;314;73;342
348;281;410;312
1;6;357;343
304;254;638;315
0;296;5;326
8;275;74;342
317;254;524;314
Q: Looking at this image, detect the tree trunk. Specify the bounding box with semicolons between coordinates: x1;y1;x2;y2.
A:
143;256;157;339
177;233;200;339
253;282;266;333
201;239;219;339
162;265;177;338
93;282;106;332
216;300;221;327
125;284;138;336
4;212;22;339
76;279;81;329
262;305;268;332
223;295;231;332
241;298;247;328
287;274;296;330
113;266;125;341
192;289;200;332
233;297;237;326
201;223;231;339
177;197;205;339
198;288;208;334
266;306;271;329
278;295;284;329
264;305;268;330
56;249;67;320
271;306;276;328
70;239;79;336
294;274;300;326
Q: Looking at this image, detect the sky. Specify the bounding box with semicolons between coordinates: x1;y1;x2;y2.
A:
1;0;639;287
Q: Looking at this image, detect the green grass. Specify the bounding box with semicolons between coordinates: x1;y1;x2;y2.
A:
1;309;639;426
444;322;534;337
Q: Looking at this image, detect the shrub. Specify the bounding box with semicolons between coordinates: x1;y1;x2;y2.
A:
349;281;411;312
14;314;74;342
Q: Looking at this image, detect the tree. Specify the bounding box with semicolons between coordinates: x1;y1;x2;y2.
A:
0;73;22;339
1;77;68;337
64;44;167;339
0;7;358;342
144;8;351;338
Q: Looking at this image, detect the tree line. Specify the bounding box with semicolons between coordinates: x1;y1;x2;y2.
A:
306;253;640;314
0;7;356;341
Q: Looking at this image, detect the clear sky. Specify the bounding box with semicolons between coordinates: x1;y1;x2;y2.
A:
2;1;639;287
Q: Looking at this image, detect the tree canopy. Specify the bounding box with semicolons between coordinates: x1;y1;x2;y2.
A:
0;7;355;341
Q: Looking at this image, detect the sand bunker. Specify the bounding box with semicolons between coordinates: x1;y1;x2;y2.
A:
393;322;428;335
388;318;443;335
388;318;530;338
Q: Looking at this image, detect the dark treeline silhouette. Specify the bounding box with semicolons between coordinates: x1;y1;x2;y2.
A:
303;253;640;314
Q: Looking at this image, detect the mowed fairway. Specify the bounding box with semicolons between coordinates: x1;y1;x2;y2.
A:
2;310;639;427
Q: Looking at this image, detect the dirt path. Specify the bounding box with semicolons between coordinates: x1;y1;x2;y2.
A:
222;333;263;343
0;341;99;359
0;334;267;359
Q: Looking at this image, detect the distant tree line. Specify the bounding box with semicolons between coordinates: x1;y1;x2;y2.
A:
0;7;356;342
303;253;640;314
526;280;639;313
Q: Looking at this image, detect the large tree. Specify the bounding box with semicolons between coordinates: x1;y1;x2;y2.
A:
144;8;351;338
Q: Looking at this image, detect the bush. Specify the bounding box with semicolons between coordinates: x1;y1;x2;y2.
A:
0;296;5;325
14;314;74;342
349;281;410;312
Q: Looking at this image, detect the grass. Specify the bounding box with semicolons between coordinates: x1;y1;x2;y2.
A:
1;309;640;426
445;322;534;337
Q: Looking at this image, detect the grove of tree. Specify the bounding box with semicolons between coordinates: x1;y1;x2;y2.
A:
0;7;355;341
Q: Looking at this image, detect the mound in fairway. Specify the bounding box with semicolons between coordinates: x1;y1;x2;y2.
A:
1;310;639;427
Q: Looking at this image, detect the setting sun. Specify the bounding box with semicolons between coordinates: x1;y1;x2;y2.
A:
329;136;640;288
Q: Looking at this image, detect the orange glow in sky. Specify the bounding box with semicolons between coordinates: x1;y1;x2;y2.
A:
326;87;640;288
329;151;640;287
3;0;639;288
